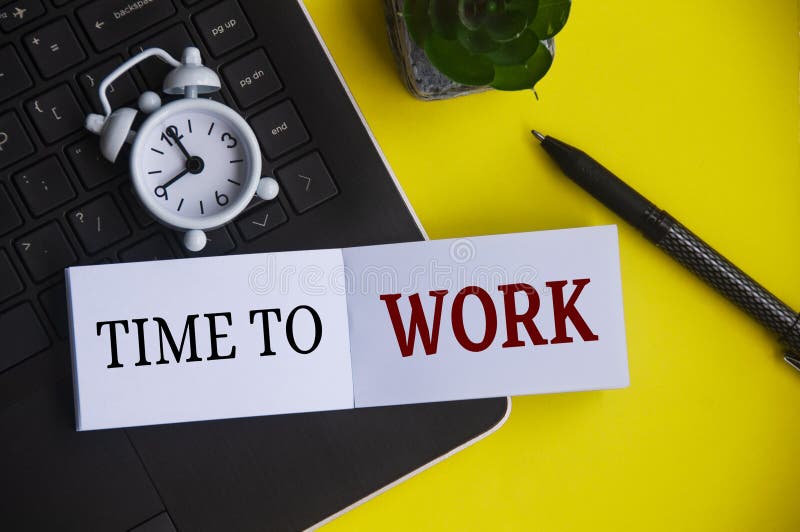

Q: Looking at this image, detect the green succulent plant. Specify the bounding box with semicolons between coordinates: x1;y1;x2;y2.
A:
403;0;571;91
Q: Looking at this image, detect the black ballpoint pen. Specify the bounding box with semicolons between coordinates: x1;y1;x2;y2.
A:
531;130;800;371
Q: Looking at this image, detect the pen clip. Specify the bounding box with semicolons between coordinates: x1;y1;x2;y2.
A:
783;353;800;372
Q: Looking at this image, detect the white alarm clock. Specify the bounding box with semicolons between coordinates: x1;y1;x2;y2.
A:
85;47;279;252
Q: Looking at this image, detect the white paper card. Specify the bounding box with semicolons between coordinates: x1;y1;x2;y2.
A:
67;250;354;431
67;226;628;431
345;226;629;407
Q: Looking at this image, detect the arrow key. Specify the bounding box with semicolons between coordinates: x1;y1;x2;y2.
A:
185;226;235;257
16;222;77;281
275;151;338;214
236;201;287;241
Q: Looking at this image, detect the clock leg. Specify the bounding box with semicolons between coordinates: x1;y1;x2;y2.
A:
183;229;207;252
256;177;280;201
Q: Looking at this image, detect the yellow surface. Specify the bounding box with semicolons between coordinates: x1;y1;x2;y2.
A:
305;1;800;530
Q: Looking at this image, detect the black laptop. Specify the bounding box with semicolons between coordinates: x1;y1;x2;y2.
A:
0;1;509;529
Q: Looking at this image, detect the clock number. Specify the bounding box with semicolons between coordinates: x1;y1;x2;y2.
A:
154;186;169;200
215;190;230;206
221;132;237;149
161;125;183;146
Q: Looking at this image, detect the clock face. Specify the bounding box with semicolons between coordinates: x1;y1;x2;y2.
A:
135;105;256;224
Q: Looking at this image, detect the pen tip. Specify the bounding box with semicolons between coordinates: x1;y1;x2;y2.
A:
531;130;545;142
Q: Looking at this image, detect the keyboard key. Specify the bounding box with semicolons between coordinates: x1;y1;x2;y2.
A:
275;152;338;213
194;0;254;57
26;84;84;144
77;0;176;52
119;234;175;262
79;57;139;114
0;303;50;372
0;250;24;303
13;157;76;216
24;18;85;78
222;49;282;109
122;185;155;227
0;0;46;32
250;101;310;160
67;137;127;190
185;226;235;257
69;195;131;254
39;282;68;339
132;24;194;90
0;46;32;102
16;222;77;281
235;201;287;241
0;185;23;235
0;111;35;170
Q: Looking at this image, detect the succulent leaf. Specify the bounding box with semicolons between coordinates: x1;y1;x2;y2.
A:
484;10;528;42
490;40;552;90
458;0;490;30
485;28;539;65
424;32;495;85
428;0;461;39
506;0;539;19
404;0;434;46
529;0;571;39
457;25;499;53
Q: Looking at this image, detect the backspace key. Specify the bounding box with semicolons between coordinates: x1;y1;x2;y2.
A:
77;0;176;51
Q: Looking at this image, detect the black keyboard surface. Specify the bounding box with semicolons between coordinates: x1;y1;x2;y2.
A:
1;0;365;374
0;1;508;530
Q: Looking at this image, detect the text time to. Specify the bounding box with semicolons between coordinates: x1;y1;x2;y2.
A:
95;306;323;369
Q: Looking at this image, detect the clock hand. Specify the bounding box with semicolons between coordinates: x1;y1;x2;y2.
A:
165;126;205;175
161;167;190;188
154;168;190;198
166;126;192;160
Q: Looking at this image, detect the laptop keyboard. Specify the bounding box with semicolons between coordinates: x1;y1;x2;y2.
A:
0;0;340;374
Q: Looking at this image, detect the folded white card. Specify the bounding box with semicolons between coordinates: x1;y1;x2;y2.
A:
67;225;628;431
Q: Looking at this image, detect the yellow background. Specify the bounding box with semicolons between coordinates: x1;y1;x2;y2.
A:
305;1;800;530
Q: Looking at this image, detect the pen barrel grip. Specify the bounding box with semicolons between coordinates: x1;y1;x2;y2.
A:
652;213;800;353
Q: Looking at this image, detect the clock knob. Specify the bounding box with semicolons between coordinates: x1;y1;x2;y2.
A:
138;91;162;114
183;229;207;252
256;177;280;201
